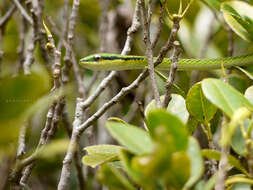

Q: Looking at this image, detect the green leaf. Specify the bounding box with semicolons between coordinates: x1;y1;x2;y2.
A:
202;0;221;10
231;119;249;156
194;173;217;190
245;86;253;104
154;70;186;98
221;1;253;42
119;150;143;184
84;144;122;154
187;116;199;134
183;137;204;190
186;83;217;124
106;122;153;155
236;66;253;81
228;74;248;93
203;173;217;190
220;107;251;146
201;149;249;176
201;78;253;118
166;151;191;189
97;163;137;190
146;109;188;151
231;183;251;190
167;94;189;124
82;145;122;168
226;175;253;186
145;94;189;124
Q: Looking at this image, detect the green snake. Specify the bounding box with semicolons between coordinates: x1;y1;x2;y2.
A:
80;53;253;71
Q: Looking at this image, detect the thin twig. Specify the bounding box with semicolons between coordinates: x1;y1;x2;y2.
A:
121;0;142;55
16;122;28;159
141;0;161;107
151;2;165;49
163;41;181;108
0;4;17;28
11;0;33;25
33;0;50;68
62;110;86;190
136;100;147;126
18;103;57;186
57;98;84;190
46;98;65;142
215;145;229;190
23;9;36;74
17;16;26;73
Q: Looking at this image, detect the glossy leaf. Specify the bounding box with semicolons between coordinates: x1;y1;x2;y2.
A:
201;78;253;118
106;122;153;155
231;183;251;190
221;1;253;42
145;94;189;124
186;83;217;124
231;119;249;156
146;109;188;152
84;144;122;154
82;145;122;168
226;175;253;186
245;86;253;104
167;94;189;124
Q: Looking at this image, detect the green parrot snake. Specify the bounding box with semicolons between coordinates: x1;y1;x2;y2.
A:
80;53;253;71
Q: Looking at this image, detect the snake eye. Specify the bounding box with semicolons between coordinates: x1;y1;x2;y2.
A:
94;54;101;61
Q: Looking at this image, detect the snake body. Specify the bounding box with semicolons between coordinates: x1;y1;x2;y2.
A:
80;53;253;71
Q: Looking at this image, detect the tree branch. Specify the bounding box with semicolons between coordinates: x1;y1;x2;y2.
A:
163;41;181;108
141;0;161;108
11;0;33;25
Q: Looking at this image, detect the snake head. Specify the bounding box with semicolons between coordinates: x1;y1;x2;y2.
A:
80;54;103;63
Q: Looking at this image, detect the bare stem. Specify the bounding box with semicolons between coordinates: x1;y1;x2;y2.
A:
11;0;33;25
141;0;161;107
0;1;21;29
151;3;165;49
163;41;181;108
16;122;28;159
